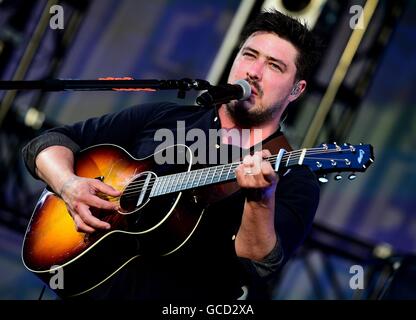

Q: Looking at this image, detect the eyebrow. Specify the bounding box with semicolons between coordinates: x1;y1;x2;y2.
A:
243;46;288;72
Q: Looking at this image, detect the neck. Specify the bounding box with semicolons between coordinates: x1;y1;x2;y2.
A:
218;105;281;148
150;149;301;198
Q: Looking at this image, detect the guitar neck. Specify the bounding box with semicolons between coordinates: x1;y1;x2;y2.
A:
149;142;373;197
149;149;305;197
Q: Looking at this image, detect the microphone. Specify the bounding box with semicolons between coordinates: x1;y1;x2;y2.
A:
196;79;251;107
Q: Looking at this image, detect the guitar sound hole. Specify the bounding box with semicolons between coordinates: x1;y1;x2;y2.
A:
119;172;155;213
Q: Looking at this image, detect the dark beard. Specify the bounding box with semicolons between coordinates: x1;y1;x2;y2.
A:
225;101;280;127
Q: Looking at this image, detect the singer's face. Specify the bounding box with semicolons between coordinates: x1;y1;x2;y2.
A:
226;32;303;125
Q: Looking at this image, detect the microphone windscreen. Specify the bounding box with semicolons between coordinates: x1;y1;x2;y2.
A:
234;79;251;100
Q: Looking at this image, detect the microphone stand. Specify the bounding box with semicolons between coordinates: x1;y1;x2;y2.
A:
0;78;212;128
0;78;211;99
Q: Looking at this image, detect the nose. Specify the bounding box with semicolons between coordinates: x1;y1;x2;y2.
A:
246;60;263;81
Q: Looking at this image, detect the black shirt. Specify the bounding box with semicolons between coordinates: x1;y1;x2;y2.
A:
22;102;320;300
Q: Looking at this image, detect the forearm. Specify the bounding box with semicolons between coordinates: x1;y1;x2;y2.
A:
235;192;277;261
35;145;76;195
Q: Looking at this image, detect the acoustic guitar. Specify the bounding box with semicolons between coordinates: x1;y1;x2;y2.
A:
22;142;374;297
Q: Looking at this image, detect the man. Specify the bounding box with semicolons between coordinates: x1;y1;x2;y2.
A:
23;10;321;299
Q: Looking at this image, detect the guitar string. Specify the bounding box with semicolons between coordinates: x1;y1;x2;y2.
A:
101;152;359;203
107;148;358;197
102;150;307;200
108;147;354;194
103;150;361;201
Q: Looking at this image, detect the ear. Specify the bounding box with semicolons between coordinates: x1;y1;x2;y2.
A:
288;80;306;102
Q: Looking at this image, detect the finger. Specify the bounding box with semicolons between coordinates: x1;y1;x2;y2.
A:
76;203;111;230
73;214;96;233
251;153;262;174
235;165;249;186
86;194;119;211
261;161;277;184
235;165;244;179
242;155;254;167
235;164;258;189
91;180;121;197
242;164;256;176
261;149;272;158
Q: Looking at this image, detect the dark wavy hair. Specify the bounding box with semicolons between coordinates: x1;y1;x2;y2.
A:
239;9;322;81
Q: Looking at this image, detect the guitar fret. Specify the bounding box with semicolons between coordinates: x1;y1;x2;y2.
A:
211;167;217;184
195;169;201;187
176;173;182;192
187;172;192;188
172;174;178;192
157;176;164;196
201;170;205;185
185;170;191;189
231;164;237;179
189;170;195;188
196;169;203;187
179;173;184;191
157;177;163;197
172;173;179;192
165;176;172;194
171;174;178;193
193;170;199;187
179;172;186;191
203;167;210;185
167;175;172;193
172;174;179;192
219;165;225;182
216;166;223;182
169;175;176;193
226;164;232;180
216;166;221;182
210;167;215;183
163;175;168;194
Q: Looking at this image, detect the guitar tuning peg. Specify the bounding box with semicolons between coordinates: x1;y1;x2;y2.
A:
348;173;357;180
318;175;329;183
334;174;342;181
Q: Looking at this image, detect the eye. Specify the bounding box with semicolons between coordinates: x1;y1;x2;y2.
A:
270;62;282;72
242;52;256;59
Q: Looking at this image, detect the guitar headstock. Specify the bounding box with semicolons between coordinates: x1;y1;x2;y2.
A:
302;143;374;182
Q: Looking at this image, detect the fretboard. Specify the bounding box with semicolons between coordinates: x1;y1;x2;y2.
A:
149;149;307;197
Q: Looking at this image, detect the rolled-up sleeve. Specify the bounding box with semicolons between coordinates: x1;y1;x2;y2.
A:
250;235;284;278
238;166;319;281
22;132;80;179
21;102;177;180
238;234;284;281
